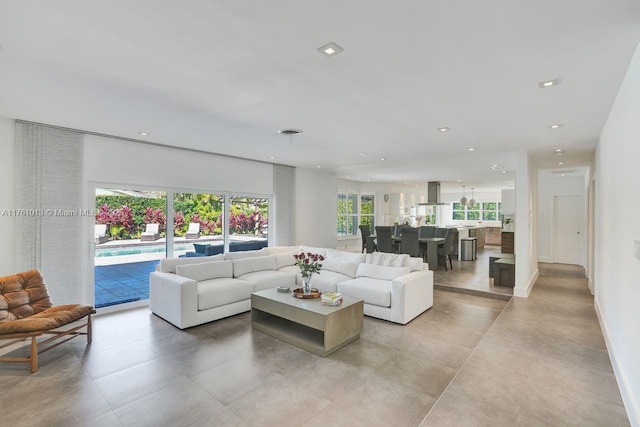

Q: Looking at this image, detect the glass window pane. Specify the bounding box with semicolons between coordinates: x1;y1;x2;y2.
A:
452;211;465;220
337;216;347;236
467;204;479;211
483;211;497;220
347;215;358;236
229;197;269;252
483;202;496;210
361;194;374;215
452;202;462;210
348;194;358;215
173;192;224;257
337;193;347;215
467;211;480;220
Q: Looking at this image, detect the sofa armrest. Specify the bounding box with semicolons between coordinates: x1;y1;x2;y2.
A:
390;269;434;324
149;272;198;329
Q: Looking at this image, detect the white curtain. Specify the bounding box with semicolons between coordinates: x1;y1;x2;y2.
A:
15;121;85;304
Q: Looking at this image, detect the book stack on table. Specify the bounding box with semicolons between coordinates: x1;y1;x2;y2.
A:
321;292;343;306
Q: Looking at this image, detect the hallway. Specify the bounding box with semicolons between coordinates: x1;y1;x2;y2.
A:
421;263;628;426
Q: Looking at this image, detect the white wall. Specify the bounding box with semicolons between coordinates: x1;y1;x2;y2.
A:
537;174;587;265
514;151;539;297
85;135;273;194
0;118;15;276
295;168;337;248
596;42;640;426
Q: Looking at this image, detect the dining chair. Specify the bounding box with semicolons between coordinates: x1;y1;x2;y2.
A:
374;226;395;253
419;226;435;239
437;228;457;271
358;224;376;253
393;224;403;237
434;227;447;238
399;227;420;257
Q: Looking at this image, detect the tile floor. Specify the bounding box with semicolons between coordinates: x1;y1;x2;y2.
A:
0;263;628;426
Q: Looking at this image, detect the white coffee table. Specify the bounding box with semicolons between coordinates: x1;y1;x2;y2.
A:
251;288;363;357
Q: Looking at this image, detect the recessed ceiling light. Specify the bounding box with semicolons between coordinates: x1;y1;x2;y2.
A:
380;157;386;161
502;170;507;174
548;124;564;129
456;180;462;182
561;174;566;177
317;42;344;57
437;127;450;132
403;182;408;185
269;156;276;160
138;132;148;136
360;152;368;156
558;161;564;165
316;165;321;168
468;148;476;152
554;148;564;155
538;78;561;88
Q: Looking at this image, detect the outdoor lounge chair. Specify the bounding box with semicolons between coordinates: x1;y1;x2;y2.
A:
185;222;200;239
95;224;108;244
141;223;160;241
0;269;95;373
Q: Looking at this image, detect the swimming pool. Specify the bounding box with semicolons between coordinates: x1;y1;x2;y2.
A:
95;244;194;257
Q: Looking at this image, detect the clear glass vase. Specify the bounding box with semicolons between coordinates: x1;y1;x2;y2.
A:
302;276;312;295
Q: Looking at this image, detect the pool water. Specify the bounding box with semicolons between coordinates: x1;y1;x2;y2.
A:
96;244;193;257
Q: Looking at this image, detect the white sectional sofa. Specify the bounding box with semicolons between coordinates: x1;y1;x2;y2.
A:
149;246;433;329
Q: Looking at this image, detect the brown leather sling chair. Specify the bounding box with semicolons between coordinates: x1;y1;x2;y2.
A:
0;270;95;372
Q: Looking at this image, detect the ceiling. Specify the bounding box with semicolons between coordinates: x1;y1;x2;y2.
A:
1;1;639;191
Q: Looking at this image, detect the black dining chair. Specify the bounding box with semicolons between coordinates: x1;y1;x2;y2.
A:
374;226;396;253
359;224;376;253
434;227;448;238
419;226;435;239
399;227;420;257
437;228;457;271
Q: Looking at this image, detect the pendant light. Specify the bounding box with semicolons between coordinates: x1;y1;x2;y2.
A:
469;188;477;207
459;185;468;206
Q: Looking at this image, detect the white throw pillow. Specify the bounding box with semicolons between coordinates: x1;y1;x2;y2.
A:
365;252;409;267
160;254;224;273
404;257;425;271
275;251;298;269
233;255;277;277
176;260;233;282
325;249;366;264
356;263;411;281
321;260;359;278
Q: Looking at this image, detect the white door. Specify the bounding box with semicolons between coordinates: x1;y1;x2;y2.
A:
553;195;582;265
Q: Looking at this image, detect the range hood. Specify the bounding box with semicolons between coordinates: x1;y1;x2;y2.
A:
418;181;446;205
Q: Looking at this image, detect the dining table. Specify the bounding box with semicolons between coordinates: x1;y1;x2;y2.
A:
392;235;445;271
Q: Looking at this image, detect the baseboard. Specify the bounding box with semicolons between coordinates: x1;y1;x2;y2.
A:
595;298;639;426
538;256;552;263
513;268;539;298
587;276;594;295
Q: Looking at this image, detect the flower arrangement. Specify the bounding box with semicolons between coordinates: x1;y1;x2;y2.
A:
294;252;325;280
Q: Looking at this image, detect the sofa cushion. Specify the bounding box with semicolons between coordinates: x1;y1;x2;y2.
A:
338;278;391;308
193;244;210;254
365;252;409;267
160;254;224;273
176;260;232;282
224;249;266;261
321;260;359;278
404;257;425;271
356;263;410;281
277;265;299;275
262;246;301;255
325;249;366;264
299;246;328;258
197;278;253;310
304;270;352;294
238;270;296;291
274;251;298;270
232;255;277;277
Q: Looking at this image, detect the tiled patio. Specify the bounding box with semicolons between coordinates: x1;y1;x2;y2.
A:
94;260;158;308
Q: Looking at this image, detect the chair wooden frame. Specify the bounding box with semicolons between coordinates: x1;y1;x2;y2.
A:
0;311;95;373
